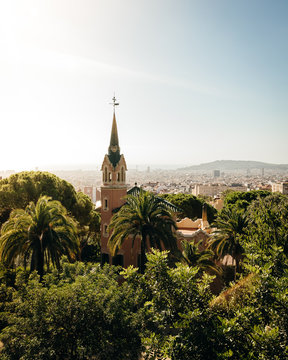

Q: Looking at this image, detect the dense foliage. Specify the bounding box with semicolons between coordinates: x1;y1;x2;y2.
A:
223;189;271;212
0;261;142;360
0;196;79;279
0;179;287;359
108;190;178;273
0;172;100;261
0;172;76;224
1;241;287;359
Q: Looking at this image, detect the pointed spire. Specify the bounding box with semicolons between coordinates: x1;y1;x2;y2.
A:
108;96;121;167
109;112;120;148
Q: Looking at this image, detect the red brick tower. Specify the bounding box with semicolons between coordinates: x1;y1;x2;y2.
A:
100;97;127;265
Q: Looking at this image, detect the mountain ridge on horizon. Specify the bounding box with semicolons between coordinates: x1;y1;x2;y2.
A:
178;160;288;171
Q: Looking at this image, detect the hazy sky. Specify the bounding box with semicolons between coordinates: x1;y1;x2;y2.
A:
0;0;287;171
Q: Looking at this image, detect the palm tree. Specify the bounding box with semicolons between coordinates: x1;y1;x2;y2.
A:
180;239;220;275
108;190;177;273
0;196;79;279
208;207;248;279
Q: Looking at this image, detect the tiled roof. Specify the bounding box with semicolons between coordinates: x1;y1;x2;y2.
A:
127;186;181;212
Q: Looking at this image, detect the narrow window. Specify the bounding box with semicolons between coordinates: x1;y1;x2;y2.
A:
117;172;120;182
104;199;108;210
121;167;125;182
109;172;112;182
104;167;108;182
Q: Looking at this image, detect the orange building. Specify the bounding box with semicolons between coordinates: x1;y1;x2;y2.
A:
100;98;211;267
100;103;142;267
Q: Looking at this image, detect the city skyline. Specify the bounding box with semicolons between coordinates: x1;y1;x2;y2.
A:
0;0;287;171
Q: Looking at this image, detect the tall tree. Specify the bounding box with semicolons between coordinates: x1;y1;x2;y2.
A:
0;171;97;227
0;196;79;279
0;172;101;260
180;239;220;275
223;189;271;212
108;190;177;273
209;207;248;279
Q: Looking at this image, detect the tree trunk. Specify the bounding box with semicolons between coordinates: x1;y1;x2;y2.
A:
31;243;44;280
140;231;148;274
37;250;44;281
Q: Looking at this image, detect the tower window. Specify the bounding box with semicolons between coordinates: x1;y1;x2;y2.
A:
104;167;108;183
109;172;112;182
104;198;108;210
117;173;120;182
121;167;125;182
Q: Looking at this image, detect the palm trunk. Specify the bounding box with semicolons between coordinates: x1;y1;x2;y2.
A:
31;240;45;280
37;250;44;281
140;240;146;274
234;256;241;281
38;234;44;280
140;230;148;274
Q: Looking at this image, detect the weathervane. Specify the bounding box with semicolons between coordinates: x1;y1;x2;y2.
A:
110;94;119;112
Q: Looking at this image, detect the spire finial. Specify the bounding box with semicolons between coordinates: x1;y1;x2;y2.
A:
110;94;119;112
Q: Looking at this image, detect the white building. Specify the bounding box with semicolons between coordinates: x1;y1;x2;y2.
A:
271;182;288;195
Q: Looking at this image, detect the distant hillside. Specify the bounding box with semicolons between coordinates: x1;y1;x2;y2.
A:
178;160;288;171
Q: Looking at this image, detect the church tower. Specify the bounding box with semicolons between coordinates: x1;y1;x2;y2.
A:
100;96;127;265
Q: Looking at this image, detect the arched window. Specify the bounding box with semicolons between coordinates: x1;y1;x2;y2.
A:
117;172;120;182
121;167;125;182
103;224;108;236
104;167;108;183
104;198;108;210
109;172;112;182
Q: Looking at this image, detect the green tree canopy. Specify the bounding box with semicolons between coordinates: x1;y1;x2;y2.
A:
244;193;288;267
223;189;271;212
159;193;217;223
0;196;79;278
180;239;220;275
108;190;178;273
209;207;249;279
0;171;98;226
0;171;100;260
1;262;142;360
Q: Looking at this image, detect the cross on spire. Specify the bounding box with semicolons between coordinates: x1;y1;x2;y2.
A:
110;94;119;112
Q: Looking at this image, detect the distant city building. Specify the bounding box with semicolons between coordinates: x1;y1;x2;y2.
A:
271;182;288;195
210;197;224;211
192;183;246;197
96;188;101;202
83;186;97;203
256;184;272;191
213;170;220;178
83;186;93;199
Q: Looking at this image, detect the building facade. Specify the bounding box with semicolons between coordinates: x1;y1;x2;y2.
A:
271;182;288;195
100;106;141;267
100;99;212;268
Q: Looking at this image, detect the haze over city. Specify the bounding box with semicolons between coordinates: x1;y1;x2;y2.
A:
0;0;287;171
